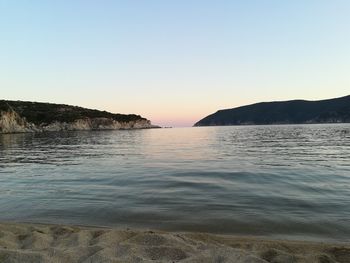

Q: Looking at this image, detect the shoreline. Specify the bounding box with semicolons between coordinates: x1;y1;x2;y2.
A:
0;222;349;262
0;124;161;135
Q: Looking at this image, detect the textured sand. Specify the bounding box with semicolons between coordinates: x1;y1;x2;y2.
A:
0;222;349;263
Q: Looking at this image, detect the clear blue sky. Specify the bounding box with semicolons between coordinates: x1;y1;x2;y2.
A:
1;0;349;127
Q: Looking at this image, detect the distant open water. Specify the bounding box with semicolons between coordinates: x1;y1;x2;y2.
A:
0;125;349;242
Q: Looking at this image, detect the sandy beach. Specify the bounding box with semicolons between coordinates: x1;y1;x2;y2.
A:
0;222;348;263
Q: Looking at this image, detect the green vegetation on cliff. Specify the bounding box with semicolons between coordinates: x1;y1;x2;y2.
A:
195;95;350;126
0;100;146;125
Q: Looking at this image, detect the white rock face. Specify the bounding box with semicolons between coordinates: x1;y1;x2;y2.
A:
0;111;33;133
0;110;157;134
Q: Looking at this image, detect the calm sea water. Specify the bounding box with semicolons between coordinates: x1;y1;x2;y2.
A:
0;125;350;241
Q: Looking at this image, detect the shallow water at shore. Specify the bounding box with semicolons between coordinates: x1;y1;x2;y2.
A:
0;125;350;241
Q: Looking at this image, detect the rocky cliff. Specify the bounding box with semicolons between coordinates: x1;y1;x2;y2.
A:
0;100;158;133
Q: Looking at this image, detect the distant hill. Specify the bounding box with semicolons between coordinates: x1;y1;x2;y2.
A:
0;100;158;133
194;95;350;126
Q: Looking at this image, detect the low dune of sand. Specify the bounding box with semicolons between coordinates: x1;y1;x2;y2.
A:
0;222;349;263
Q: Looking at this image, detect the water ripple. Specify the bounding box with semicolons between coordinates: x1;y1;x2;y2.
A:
0;125;350;241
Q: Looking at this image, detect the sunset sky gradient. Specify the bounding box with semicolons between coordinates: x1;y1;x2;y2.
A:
1;1;350;126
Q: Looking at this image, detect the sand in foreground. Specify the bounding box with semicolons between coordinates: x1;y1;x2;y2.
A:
0;222;349;263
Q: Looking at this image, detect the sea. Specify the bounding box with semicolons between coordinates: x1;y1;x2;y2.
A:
0;124;349;242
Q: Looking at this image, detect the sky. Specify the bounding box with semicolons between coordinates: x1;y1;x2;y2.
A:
1;1;349;127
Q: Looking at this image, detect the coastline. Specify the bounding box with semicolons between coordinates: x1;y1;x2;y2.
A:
0;222;349;263
0;101;160;134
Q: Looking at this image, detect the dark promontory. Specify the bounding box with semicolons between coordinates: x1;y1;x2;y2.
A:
194;95;350;126
0;100;158;133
